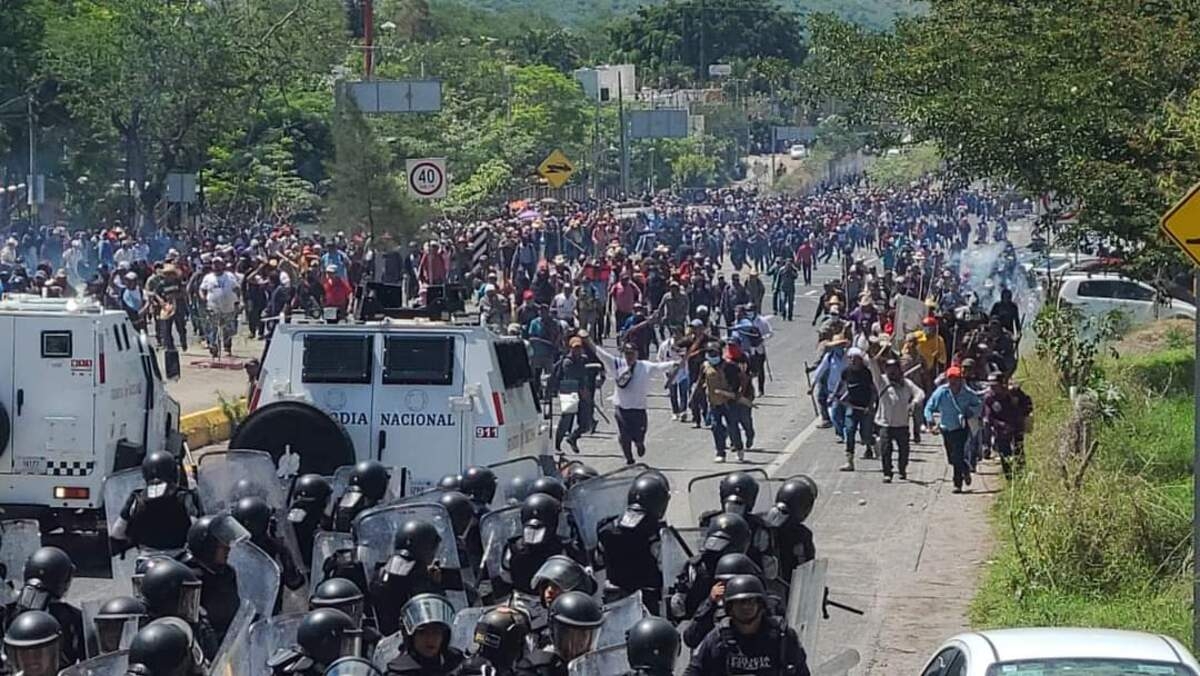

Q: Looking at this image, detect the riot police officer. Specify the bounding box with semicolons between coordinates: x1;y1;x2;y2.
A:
311;577;379;655
452;608;530;676
596;471;669;610
288;473;334;570
233;495;306;595
523;556;598;649
527;477;566;503
697;472;773;578
2;610;61;676
179;514;243;639
561;464;598;489
438;491;479;572
333;461;390;532
93;595;147;655
1;546;84;667
624;617;679;676
503;476;532;507
499;494;586;596
111;451;195;550
384;594;463;676
682;553;761;648
125;617;207;676
139;557;219;660
460;466;498;517
684;575;810;676
515;592;603;676
369;519;446;636
669;512;750;623
437;475;463;492
762;476;818;585
268;608;359;676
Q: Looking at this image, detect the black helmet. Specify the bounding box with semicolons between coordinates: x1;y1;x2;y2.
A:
714;553;762;581
764;475;818;527
503;475;531;506
529;476;566;502
348;460;390;502
23;546;75;599
399;593;455;637
702;513;751;555
139;558;202;623
186;514;248;568
140;451;179;498
621;471;670;527
718;472;760;515
562;463;598;488
311;578;365;625
722;574;766;603
384;519;441;577
520;493;561;544
232;478;267;503
127;618;200;676
3;609;60;676
296;608;358;666
438;491;475;537
531;555;597;597
437;474;462;491
461;466;498;505
95;595;148;654
548;591;603;660
293;473;333;503
625;617;679;674
473;608;530;667
232;495;273;541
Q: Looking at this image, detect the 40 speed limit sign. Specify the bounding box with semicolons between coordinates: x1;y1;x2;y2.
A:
405;158;448;200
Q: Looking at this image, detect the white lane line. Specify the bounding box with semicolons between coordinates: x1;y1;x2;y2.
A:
803;290;819;297
767;415;823;478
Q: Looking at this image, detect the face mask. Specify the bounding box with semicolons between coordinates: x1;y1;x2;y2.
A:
706;356;721;366
523;526;547;545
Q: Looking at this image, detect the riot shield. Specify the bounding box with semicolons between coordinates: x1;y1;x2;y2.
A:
596;591;647;651
308;530;356;597
0;519;40;600
103;468;146;591
486;457;547;509
686;469;771;526
330;464;408;505
230;540;282;620
324;657;386;676
813;649;861;676
372;631;404;671
80;599;140;658
247;612;306;676
566;644;630;676
57;650;129;676
658;526;701;616
353;503;467;609
209;600;255;676
565;464;651;553
449;605;494;652
478;506;521;582
785;558;828;656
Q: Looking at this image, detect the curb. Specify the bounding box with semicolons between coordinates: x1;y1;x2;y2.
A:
180;399;244;449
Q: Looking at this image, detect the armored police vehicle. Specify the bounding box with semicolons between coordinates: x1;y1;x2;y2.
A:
0;296;182;529
235;290;548;494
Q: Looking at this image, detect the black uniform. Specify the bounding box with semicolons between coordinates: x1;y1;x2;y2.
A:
698;511;773;578
514;648;567;676
595;515;664;610
773;523;816;585
368;572;445;636
453;654;517;676
499;537;586;596
669;552;719;622
0;599;85;668
684;618;810;676
386;646;465;676
118;490;194;549
179;556;240;641
291;511;330;572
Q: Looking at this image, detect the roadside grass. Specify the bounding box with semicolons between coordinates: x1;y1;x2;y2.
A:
970;349;1194;649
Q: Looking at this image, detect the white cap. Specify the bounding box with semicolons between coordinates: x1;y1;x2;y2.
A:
484;284;496;292
847;347;865;358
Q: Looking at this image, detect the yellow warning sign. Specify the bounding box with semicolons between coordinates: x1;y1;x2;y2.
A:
1161;182;1200;267
537;149;575;189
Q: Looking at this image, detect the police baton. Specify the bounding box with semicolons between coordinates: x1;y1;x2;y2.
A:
822;586;865;618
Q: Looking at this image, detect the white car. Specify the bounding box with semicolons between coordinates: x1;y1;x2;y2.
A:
789;144;808;159
922;627;1200;675
1058;272;1196;325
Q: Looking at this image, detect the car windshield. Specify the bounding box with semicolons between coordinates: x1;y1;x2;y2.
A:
987;659;1194;675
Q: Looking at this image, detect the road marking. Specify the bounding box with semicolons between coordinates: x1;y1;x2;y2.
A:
767;415;823;477
804;290;819;297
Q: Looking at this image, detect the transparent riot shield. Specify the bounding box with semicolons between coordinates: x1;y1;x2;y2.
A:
0;519;40;601
596;591;647;650
353;503;467;609
785;558;828;656
210;600;255;676
565;464;651;553
686;469;770;526
372;631;405;671
325;657;386;676
449;605;494;653
658;526;701;618
478;505;521;582
331;464;407;505
57;650;129;676
813;649;861;676
247;612;306;676
230;540;282;620
486;457;547;509
103;468;147;593
81;599;140;658
566;644;630;676
308;530;356;597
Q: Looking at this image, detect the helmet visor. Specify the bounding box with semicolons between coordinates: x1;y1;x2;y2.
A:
95;617;140;654
322;657;385;676
722;497;748;516
312;599;364;627
16;583;51;611
550;623;598;662
178;581;202;624
763;505;789;528
384;554;417;578
4;642;59;675
287;506;310;524
401;595;455;635
523;524;548;545
618;506;646;529
145;479;170;499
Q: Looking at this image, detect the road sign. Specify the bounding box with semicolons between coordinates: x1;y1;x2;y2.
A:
406;158;447;200
708;64;732;77
345;80;442;114
1161;182;1200;266
537;149;575;189
628;110;689;139
165;173;197;204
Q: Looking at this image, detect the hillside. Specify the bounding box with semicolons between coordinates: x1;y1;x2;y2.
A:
438;0;927;32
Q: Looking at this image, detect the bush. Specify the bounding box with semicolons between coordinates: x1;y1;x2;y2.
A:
1115;348;1193;396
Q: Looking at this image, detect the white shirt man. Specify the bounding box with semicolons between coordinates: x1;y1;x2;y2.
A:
590;335;674;464
551;285;578;324
200;260;241;314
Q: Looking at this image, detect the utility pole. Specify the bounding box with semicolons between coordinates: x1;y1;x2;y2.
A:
26;95;36;223
618;71;629;196
697;0;706;84
363;0;375;78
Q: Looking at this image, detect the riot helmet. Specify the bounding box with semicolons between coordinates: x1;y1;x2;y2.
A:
290;473;333;524
127;617;203;676
548;591;603;662
95;595;148;654
531;555;597;607
437;491;475;537
718;472;760;515
701;513;751;555
722;574;766;624
185;514;248;569
400;594;455;659
437;474;462;491
461;466;498;505
625;617;680;675
764;475;818;528
529;476;566;502
3;610;60;676
562;463;598;488
18;546;75;610
520;493;561;545
139;557;202;624
231;495;273;541
503;475;532;506
347;460;390;502
714;553;762;581
297;608;359;668
620;471;670;529
472;608;530;667
141;451;179;499
384;519;441;578
311;577;366;626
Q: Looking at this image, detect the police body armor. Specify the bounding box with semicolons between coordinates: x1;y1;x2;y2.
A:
595;516;663;608
500;537;584;597
121;489;195;550
698;511;775;580
714;616;802;676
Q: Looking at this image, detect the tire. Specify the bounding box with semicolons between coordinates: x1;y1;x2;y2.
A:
230;401;356;476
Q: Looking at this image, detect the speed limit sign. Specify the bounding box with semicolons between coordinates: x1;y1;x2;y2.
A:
405;158;447;200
